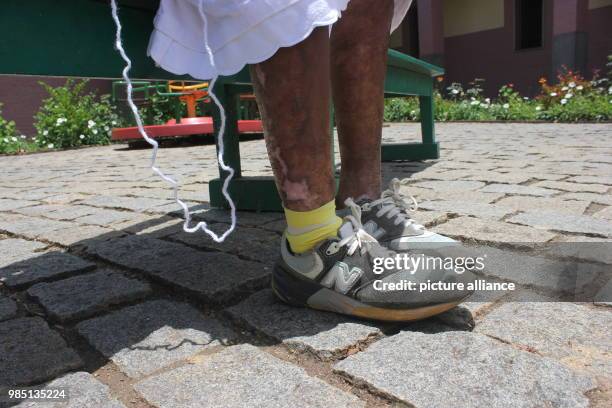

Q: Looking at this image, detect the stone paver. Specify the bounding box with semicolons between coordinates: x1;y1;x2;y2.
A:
533;180;609;194
0;213;74;239
45;224;125;247
76;300;234;378
419;200;512;220
135;344;364;408
14;204;96;220
476;301;612;377
593;206;612;221
171;225;280;264
508;211;612;237
87;235;270;304
495;196;590;215
27;269;152;321
227;289;382;360
480;183;559;197
545;237;612;264
334;331;595;408
0;198;38;211
0;238;46;267
0;294;17;321
0;251;95;289
12;372;126;408
0;317;82;386
74;208;135;226
432;216;556;244
412;180;485;192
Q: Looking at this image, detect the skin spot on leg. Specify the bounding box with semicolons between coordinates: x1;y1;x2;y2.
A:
283;178;311;202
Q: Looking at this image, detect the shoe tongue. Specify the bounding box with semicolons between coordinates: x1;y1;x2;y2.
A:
338;221;355;240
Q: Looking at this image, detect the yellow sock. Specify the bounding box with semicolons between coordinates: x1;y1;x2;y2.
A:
284;200;343;254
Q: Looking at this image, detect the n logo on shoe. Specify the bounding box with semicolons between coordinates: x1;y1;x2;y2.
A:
320;261;363;294
363;220;386;240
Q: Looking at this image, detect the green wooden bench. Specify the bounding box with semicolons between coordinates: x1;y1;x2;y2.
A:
1;0;443;211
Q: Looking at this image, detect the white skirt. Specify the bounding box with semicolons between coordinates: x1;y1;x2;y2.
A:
148;0;412;80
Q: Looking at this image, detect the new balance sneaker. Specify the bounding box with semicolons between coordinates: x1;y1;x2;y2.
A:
349;178;457;251
272;206;474;321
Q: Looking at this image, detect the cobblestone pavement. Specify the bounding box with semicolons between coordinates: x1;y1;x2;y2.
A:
0;123;611;408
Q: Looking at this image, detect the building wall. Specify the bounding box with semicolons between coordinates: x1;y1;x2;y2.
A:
586;3;612;75
442;0;505;37
442;0;553;96
0;75;112;136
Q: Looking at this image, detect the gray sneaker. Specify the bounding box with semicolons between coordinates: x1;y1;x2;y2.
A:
272;207;473;322
350;178;457;251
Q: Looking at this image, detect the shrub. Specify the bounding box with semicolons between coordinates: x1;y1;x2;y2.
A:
33;79;122;149
0;104;36;154
384;65;612;123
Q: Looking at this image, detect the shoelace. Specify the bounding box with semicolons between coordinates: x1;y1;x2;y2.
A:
338;198;378;256
365;178;424;228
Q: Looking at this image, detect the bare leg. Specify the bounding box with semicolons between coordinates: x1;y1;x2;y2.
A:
250;27;333;212
331;0;394;206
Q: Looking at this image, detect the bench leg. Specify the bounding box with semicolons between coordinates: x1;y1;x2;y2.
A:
209;84;282;211
381;93;440;161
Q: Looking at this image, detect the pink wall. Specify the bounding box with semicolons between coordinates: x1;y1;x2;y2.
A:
586;6;612;76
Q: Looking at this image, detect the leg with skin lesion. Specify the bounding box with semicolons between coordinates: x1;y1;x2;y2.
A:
249;27;334;212
331;0;395;207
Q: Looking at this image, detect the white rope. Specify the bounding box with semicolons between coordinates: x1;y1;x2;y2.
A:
110;0;236;242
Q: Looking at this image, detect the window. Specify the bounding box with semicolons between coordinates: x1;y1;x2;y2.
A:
515;0;543;50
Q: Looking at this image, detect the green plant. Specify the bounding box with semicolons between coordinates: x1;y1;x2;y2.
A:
0;104;36;154
384;70;611;123
33;79;122;149
136;92;207;126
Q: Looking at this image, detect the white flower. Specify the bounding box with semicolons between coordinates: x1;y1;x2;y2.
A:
11;137;17;142
560;99;568;105
32;137;37;141
503;103;510;109
576;85;584;90
451;89;459;95
20;135;26;139
104;126;109;131
43;130;49;136
565;93;573;99
523;97;529;100
470;100;480;106
2;138;7;143
47;143;54;149
79;134;85;140
536;106;542;111
482;104;489;109
111;120;117;125
87;120;96;128
550;92;557;97
569;82;576;88
92;129;98;135
107;130;112;136
55;117;66;125
562;86;569;91
485;98;491;104
608;86;612;94
410;110;416;115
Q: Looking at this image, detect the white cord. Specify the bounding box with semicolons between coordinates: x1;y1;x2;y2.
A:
110;0;236;242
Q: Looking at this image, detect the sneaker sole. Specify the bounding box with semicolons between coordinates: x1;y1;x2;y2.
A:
272;264;467;322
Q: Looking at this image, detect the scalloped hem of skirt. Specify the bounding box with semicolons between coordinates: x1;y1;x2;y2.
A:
147;7;347;80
